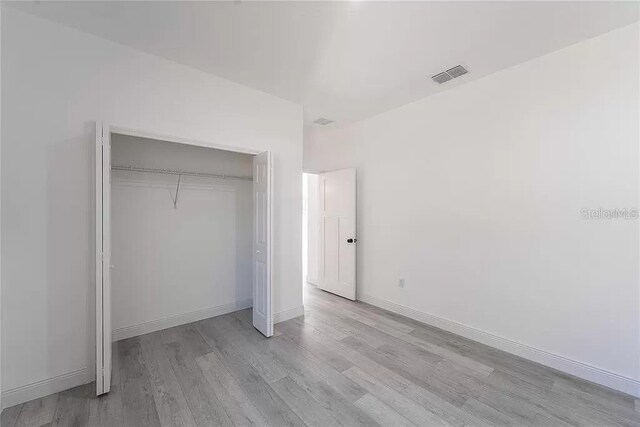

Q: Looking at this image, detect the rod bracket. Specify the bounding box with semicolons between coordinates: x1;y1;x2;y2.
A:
173;174;181;209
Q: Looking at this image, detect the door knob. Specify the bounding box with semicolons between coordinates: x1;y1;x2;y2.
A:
347;238;357;243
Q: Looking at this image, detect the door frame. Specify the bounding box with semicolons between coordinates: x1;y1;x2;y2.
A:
94;122;273;394
95;122;110;395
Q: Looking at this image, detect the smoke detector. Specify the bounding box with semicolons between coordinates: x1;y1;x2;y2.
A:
313;117;334;126
431;65;468;84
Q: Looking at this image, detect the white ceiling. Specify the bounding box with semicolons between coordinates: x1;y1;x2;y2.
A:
8;1;639;126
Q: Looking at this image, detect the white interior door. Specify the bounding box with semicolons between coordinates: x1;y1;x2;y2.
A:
253;151;273;337
95;122;112;395
318;168;357;300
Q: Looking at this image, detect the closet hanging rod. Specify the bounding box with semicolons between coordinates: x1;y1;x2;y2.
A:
111;165;253;181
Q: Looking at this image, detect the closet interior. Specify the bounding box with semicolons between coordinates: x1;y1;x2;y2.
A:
110;133;255;341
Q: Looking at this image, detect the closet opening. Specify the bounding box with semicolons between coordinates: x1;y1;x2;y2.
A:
94;124;273;395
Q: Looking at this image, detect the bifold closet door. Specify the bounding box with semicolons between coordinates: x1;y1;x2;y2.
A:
252;151;273;337
95;122;112;395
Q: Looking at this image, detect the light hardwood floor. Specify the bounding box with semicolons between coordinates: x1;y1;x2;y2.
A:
3;284;639;426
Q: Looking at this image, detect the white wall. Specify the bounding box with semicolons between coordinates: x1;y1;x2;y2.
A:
305;23;640;396
112;134;255;178
111;135;253;340
1;8;302;407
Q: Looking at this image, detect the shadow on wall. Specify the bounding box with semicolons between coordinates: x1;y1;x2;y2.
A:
46;125;93;384
235;177;253;307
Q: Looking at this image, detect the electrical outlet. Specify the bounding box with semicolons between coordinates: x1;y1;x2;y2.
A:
399;278;405;288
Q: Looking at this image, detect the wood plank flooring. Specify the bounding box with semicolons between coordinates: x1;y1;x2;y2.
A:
4;284;639;426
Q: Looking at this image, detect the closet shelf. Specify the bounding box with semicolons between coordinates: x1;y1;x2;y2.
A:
111;165;253;181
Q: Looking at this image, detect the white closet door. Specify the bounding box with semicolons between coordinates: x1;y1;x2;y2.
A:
95;122;112;395
252;151;273;337
318;168;357;300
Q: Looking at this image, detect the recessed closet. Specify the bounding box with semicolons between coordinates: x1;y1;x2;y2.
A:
93;128;273;394
110;133;255;341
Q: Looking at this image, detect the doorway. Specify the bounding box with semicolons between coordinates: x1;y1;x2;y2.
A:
94;123;274;396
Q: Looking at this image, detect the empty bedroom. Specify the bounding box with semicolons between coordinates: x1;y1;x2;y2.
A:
1;1;639;426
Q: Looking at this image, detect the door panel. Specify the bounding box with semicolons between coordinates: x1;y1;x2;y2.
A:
318;168;356;300
323;217;339;282
95;122;112;395
338;217;355;286
253;151;273;337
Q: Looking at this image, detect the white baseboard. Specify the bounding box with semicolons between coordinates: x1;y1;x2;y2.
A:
2;368;91;409
358;293;640;398
112;299;253;342
306;276;318;286
274;305;305;323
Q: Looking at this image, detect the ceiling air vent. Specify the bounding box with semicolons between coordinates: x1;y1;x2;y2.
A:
446;65;468;78
431;65;468;84
314;117;334;126
432;72;453;84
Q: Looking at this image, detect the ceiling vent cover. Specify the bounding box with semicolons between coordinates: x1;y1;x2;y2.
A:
314;117;334;126
446;65;468;78
432;72;453;84
431;65;468;84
